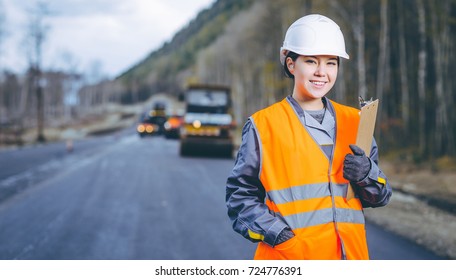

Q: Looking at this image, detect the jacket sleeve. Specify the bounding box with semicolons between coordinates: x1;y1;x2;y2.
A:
226;119;290;247
354;138;393;208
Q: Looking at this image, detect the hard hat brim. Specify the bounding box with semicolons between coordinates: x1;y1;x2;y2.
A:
280;47;349;65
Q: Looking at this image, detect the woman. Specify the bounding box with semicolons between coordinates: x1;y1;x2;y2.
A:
226;14;392;260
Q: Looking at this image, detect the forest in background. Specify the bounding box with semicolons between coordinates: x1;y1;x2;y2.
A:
122;0;456;162
1;0;455;163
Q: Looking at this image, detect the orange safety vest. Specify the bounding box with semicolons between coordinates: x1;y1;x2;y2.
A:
251;98;369;260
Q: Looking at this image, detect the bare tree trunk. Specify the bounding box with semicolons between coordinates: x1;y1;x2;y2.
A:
0;0;5;141
441;2;454;156
397;0;410;135
27;2;49;143
376;0;389;125
355;0;367;99
449;20;456;156
431;0;453;156
36;71;45;142
417;0;427;157
231;69;244;126
0;83;3;144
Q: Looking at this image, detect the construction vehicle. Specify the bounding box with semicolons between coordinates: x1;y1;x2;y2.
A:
136;102;167;137
179;84;235;157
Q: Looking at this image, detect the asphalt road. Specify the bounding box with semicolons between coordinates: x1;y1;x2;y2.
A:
0;133;444;260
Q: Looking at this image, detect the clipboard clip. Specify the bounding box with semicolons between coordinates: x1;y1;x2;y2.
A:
359;96;373;108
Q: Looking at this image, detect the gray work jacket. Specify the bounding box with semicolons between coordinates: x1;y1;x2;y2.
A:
226;96;392;247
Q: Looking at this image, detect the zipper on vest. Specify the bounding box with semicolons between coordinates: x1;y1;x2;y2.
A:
328;111;347;260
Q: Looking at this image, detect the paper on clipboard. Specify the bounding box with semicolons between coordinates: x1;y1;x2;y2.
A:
346;99;379;201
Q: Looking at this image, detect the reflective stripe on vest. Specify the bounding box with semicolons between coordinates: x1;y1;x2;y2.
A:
251;98;369;260
266;183;365;229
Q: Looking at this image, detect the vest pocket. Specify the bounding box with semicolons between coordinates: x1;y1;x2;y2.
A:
255;236;304;260
275;235;298;251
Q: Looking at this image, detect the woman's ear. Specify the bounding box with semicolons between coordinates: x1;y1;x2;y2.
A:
286;57;295;74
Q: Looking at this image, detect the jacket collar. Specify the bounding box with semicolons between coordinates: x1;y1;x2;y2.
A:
286;96;335;132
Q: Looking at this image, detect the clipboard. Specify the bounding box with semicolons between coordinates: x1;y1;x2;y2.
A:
346;99;379;201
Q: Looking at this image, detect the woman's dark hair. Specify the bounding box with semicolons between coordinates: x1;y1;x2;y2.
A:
283;52;341;79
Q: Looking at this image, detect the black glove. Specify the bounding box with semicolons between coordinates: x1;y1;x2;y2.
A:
343;144;371;182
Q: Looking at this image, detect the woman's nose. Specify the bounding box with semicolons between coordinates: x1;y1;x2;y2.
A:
315;64;326;76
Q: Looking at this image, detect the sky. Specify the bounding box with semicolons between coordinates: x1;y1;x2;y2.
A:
0;0;216;79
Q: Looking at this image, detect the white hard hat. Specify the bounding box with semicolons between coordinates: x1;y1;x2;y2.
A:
280;14;349;65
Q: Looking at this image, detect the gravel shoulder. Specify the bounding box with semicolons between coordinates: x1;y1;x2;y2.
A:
364;161;456;259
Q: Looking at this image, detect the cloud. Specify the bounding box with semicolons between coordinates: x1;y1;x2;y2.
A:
1;0;215;77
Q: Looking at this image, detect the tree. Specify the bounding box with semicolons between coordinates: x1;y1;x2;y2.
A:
397;0;410;137
416;0;427;157
0;0;6;143
0;0;6;66
375;0;389;126
353;0;367;100
26;1;50;143
430;0;454;156
0;0;6;65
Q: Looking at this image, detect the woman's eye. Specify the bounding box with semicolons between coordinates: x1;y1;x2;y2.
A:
305;60;317;64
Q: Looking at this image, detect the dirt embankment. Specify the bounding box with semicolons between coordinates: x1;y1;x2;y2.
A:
364;161;456;259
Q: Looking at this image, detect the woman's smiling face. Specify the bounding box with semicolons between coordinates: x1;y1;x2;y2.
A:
288;55;339;102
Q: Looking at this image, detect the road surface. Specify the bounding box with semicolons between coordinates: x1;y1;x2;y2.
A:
0;132;444;260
